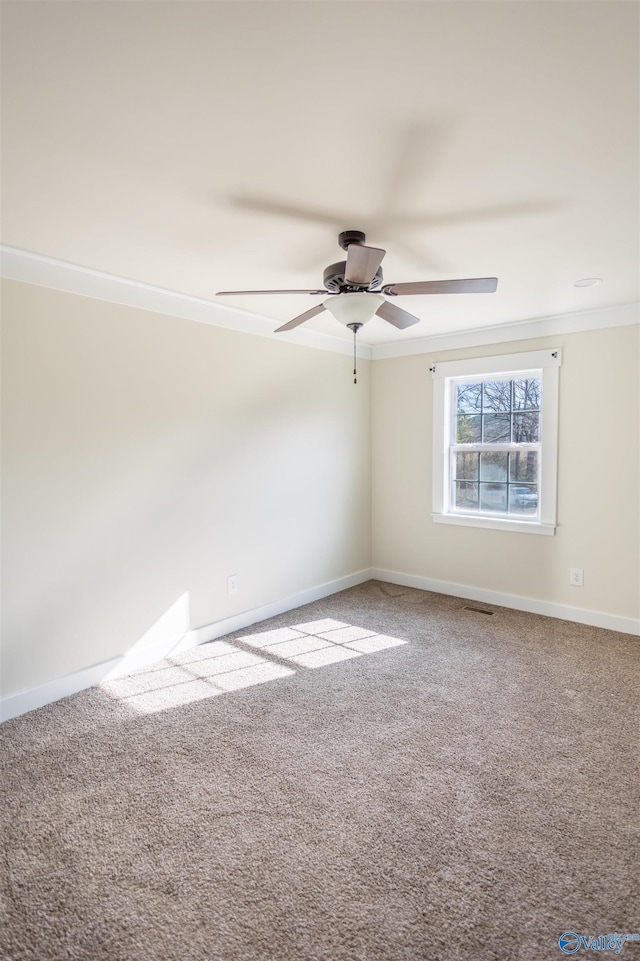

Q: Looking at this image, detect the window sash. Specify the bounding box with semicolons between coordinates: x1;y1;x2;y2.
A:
431;349;560;534
449;443;540;453
448;445;541;520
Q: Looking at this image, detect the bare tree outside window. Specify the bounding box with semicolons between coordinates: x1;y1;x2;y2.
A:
452;376;541;516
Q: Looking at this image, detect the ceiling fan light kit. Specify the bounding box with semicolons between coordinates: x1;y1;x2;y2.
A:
216;230;498;382
323;290;386;385
323;292;385;327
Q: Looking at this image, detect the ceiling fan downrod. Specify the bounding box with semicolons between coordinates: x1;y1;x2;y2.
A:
347;322;363;385
338;229;367;250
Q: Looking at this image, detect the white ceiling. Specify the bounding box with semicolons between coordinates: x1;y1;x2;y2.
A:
2;1;638;345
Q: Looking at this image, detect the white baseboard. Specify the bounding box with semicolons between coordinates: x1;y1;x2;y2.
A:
0;638;197;725
188;568;373;646
0;657;120;725
3;565;636;723
371;568;640;636
0;569;373;723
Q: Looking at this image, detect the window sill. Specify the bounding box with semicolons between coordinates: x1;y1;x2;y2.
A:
432;512;556;535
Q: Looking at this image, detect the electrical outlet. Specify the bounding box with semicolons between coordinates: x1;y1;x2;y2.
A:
227;574;238;595
570;568;584;587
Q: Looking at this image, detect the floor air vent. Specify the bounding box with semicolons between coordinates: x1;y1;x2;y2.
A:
462;606;495;616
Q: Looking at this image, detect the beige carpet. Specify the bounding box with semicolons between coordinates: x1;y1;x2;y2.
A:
1;580;638;961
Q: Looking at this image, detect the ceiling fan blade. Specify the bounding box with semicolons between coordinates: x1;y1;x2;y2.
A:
384;277;498;296
230;194;346;227
217;288;327;296
375;300;421;330
344;244;386;285
274;303;327;333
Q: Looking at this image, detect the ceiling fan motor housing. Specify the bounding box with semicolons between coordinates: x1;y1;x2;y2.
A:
323;260;384;293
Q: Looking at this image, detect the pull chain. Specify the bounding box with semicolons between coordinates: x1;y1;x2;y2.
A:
347;322;362;385
353;326;357;384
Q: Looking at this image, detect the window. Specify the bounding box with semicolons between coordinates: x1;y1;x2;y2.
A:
431;349;561;534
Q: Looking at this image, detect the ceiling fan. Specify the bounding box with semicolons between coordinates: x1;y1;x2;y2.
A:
216;230;497;381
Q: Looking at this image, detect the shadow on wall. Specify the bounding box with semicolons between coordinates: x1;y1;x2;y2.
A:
101;617;407;715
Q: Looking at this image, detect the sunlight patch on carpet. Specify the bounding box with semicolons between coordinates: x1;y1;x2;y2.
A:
100;641;294;714
289;645;362;669
100;622;407;714
291;619;350;634
240;620;408;670
235;627;306;648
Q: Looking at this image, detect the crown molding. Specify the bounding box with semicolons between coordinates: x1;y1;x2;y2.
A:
0;245;372;361
1;245;637;361
371;301;639;359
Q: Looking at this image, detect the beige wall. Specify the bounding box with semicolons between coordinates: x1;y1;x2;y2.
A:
2;280;638;702
372;323;640;622
1;280;371;698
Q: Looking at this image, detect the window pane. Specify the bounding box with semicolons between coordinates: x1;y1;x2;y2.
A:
513;412;540;443
480;483;508;512
436;353;555;531
454;481;479;511
510;450;538;483
483;380;512;411
483;413;511;442
456;383;482;413
480;452;508;482
455;452;479;480
509;485;538;515
513;378;541;410
457;414;481;443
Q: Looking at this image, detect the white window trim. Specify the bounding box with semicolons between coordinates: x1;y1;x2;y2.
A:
431;348;561;535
